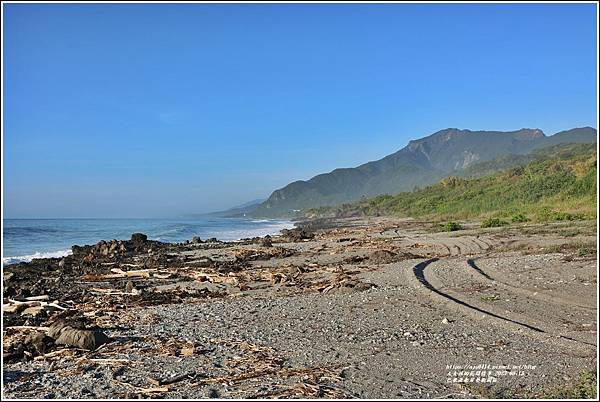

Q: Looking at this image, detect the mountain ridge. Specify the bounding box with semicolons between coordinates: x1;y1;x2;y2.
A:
232;126;597;218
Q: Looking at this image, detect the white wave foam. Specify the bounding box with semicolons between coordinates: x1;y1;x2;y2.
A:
3;249;73;265
216;221;295;241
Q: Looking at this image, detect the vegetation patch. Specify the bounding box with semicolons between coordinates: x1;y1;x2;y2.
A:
541;244;562;254
511;213;529;223
536;208;588;222
481;218;508;228
539;370;597;399
467;370;597;399
540;241;596;256
432;221;463;232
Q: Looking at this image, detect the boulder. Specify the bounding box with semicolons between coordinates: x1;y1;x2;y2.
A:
131;233;148;243
48;320;109;351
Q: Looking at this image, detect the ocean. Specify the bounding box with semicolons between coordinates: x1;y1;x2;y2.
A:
2;217;295;265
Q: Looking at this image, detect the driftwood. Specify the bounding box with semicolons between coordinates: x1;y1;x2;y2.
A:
4;299;68;314
33;349;73;361
23;295;50;301
148;371;197;387
88;358;129;364
90;288;134;296
5;325;50;332
188;272;239;285
82;268;172;282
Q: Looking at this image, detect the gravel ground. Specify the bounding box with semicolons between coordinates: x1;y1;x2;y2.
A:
2;218;597;399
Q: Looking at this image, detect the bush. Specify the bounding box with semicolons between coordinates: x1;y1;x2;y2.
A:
481;218;508;228
511;213;529;223
537;208;587;222
578;245;592;257
431;221;463;232
541;370;597;399
444;221;463;231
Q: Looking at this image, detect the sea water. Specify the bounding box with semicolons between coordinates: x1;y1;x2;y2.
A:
2;217;295;265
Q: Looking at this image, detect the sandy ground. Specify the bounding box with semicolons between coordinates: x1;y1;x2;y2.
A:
2;217;597;399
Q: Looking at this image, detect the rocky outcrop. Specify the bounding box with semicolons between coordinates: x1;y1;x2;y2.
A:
71;233;164;261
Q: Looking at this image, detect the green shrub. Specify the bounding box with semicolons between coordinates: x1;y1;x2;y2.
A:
542;244;562;254
432;221;463;232
536;208;587;222
481;218;508;228
511;213;529;223
554;211;586;221
541;370;597;399
578;246;591;257
444;221;462;231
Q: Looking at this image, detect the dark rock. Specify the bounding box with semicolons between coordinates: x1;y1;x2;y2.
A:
260;235;273;247
281;228;314;242
192;236;203;244
131;233;148;243
71;245;86;256
25;331;54;356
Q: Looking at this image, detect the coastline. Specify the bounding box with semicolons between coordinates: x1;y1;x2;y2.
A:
2;216;597;398
2;217;296;265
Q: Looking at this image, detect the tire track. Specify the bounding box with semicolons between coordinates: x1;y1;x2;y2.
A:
466;258;596;311
412;259;545;333
409;258;596;348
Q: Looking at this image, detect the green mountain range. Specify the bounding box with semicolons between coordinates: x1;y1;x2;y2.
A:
308;142;597;222
236;127;597;218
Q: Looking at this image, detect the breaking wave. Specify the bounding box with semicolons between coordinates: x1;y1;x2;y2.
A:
3;249;73;265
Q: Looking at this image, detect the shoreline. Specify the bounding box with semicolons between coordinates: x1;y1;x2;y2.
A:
2;217;297;266
2;216;597;398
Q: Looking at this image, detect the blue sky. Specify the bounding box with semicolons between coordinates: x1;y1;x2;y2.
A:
3;3;597;218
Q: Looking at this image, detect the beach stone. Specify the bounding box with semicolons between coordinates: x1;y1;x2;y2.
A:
192;236;203;244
